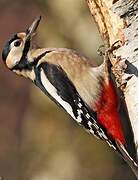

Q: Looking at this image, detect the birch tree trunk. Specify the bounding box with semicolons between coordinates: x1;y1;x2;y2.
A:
86;0;138;157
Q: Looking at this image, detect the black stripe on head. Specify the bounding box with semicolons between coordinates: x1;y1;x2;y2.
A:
34;50;51;62
11;38;31;71
31;50;52;66
12;47;51;71
2;34;19;61
20;39;31;63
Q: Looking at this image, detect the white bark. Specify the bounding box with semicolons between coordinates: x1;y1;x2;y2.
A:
112;0;138;156
86;0;138;157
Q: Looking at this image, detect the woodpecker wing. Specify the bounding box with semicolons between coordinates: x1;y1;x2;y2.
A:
34;62;116;149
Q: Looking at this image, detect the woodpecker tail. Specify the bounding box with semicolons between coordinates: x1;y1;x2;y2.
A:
116;141;138;178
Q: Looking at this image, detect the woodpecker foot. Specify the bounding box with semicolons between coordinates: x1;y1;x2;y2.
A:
106;40;123;69
102;40;123;85
108;40;123;54
111;59;130;90
97;40;122;59
97;45;105;56
102;48;112;84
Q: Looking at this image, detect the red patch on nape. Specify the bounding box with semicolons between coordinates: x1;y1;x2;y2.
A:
96;80;125;144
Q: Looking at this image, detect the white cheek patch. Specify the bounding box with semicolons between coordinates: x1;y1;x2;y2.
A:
40;69;75;119
6;44;24;69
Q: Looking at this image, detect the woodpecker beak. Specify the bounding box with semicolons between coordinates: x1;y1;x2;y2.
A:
26;16;41;40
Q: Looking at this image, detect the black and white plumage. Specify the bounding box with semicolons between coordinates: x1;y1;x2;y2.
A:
2;17;138;176
35;61;114;146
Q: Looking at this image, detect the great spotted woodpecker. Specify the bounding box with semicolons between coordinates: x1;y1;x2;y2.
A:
2;17;138;175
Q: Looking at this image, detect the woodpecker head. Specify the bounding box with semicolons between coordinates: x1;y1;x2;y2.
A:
2;16;41;70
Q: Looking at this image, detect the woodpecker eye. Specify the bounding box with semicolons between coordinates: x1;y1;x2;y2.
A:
14;40;21;47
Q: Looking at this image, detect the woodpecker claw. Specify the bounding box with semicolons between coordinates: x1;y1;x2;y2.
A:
97;45;105;56
109;40;123;53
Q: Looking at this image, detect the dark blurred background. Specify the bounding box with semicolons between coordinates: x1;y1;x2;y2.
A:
0;0;136;180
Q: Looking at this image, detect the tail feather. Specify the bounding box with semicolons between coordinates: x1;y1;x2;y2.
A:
116;141;138;178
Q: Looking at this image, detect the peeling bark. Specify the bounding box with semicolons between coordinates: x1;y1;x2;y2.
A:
86;0;138;165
